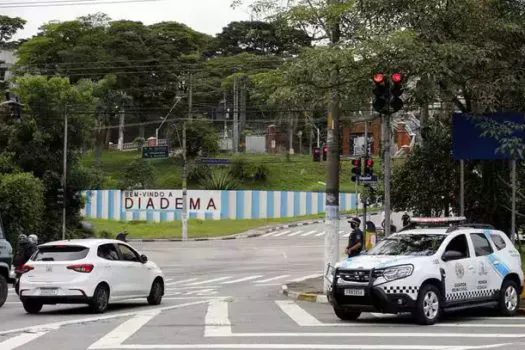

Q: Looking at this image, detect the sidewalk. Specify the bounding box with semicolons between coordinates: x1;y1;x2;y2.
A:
281;275;525;313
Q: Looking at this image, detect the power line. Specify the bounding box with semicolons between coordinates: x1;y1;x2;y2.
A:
0;0;165;8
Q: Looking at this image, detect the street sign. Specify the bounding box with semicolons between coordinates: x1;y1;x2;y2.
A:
142;146;169;159
358;175;378;185
200;158;230;165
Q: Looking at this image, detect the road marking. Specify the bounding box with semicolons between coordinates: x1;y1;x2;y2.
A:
300;230;317;237
186;277;233;286
255;275;290;283
165;286;219;290
275;300;322;326
221;275;263;284
164;278;174;282
218;332;525;338
165;278;198;286
89;310;161;349
288;230;303;237
273;230;291;237
254;283;283;286
261;232;276;238
288;274;322;283
315;231;325;237
204;299;232;337
0;330;50;350
87;344;508;349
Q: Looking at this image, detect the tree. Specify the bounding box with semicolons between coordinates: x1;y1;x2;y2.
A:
0;15;26;45
169;117;219;158
121;159;156;189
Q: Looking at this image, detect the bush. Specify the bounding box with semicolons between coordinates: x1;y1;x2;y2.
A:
187;161;210;183
229;157;269;182
121;159;156;189
0;172;45;245
200;169;238;190
253;163;269;181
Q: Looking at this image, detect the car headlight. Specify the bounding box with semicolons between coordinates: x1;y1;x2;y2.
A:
383;264;414;281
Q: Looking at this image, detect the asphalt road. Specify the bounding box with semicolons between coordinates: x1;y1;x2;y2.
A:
0;216;523;350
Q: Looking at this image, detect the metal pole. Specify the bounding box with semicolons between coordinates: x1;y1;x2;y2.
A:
384;114;392;236
363;122;368;231
182;120;188;241
62;106;68;240
460;159;465;216
118;108;125;149
233;76;239;153
511;160;516;241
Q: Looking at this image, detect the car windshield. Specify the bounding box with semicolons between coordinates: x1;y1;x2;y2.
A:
366;234;446;256
33;245;89;261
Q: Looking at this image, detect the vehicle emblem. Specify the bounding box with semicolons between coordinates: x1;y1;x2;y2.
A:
455;263;464;279
479;261;488;276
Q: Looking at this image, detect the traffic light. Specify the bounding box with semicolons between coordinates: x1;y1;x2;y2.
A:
351;158;361;182
390;72;404;113
57;187;64;206
364;158;374;177
372;73;389;114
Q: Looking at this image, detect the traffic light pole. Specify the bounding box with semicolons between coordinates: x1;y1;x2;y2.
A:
62;105;68;240
383;112;392;237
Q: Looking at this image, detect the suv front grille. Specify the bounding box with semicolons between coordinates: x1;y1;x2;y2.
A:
337;269;383;283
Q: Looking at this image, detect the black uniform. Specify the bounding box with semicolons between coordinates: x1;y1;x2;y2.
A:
347;228;364;257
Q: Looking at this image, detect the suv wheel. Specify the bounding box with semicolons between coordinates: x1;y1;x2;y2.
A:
499;280;519;316
333;306;361;321
23;300;43;314
413;284;442;325
0;275;7;307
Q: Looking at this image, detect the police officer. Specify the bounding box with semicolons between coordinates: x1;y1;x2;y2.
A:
345;217;364;258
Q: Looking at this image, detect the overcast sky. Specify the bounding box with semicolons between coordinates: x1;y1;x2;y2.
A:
3;0;253;40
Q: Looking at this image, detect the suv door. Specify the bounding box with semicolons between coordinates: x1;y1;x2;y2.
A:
468;232;501;300
440;233;476;305
117;244;149;296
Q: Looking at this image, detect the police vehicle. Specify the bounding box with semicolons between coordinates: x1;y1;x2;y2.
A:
329;217;523;325
0;213;13;308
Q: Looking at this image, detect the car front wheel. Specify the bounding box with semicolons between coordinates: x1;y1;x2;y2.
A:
333;305;361;321
23;300;43;314
499;280;519;316
0;275;7;307
147;278;163;305
413;284;442;325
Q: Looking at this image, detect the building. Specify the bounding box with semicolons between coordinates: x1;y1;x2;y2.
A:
0;50;17;85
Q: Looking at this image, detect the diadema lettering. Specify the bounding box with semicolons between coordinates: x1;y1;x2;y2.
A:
122;190;220;213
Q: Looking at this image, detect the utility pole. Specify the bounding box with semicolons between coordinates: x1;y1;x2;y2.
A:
363;122;368;231
62;105;68;240
460;160;465;216
233;75;239;153
240;77;246;147
511;159;516;242
383;113;392;236
323;0;342;294
182;74;192;241
118;107;125;150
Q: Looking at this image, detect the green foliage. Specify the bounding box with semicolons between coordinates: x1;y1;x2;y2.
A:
187;161;210;183
170;117;220;158
200;169;238;190
229;157;250;180
229;157;270;182
121;159;156;190
0;15;26;45
0;172;45;245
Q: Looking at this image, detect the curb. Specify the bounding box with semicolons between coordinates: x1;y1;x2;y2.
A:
281;284;329;304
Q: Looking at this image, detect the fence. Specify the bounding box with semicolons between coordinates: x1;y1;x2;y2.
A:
81;189;358;222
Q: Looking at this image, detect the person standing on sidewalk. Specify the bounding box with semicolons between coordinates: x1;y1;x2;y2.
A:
345;217;364;258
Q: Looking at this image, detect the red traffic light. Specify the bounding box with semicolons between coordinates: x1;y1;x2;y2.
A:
352;159;361;166
365;159;374;167
391;72;402;83
373;73;385;83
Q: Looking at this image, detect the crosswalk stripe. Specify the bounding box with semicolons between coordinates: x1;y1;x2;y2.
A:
254;275;290;283
315;231;326;237
288;230;304;237
186;277;233;286
221;275;263;284
166;278;199;286
261;232;277;237
300;230;317;237
273;230;291;237
0;330;50;350
289;274;321;283
276;300;322;326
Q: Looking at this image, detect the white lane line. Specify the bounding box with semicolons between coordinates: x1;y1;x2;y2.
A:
164;278;174;282
254;283;282;286
300;230;317;237
275;300;322;326
273;230;291;237
204;299;232;337
96;344;489;349
89;310;161;349
165;286;219;290
314;231;326;237
219;332;525;338
255;275;290;283
261;232;277;238
165;278;198;286
0;330;50;350
186;277;233;286
288;230;304;237
221;275;263;284
288;274;322;283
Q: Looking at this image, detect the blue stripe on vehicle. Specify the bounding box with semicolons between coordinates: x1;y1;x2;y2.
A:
487;254;511;277
252;191;260;219
306;192;312;215
221;191;229;219
267;191;274;218
236;191;244;219
293;191;300;216
281;191;287;217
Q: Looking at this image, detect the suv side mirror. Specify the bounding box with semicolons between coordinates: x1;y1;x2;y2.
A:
140;254;148;263
442;250;464;262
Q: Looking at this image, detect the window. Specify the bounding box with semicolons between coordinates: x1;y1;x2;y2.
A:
490;233;507;251
118;244;140;262
97;244;119;261
470;233;494;256
366;234;446;256
443;234;470;260
33;245;89;261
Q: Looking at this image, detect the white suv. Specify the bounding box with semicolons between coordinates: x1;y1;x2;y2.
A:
329;218;523;325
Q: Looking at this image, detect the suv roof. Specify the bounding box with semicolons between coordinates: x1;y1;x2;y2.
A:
39;238;126;248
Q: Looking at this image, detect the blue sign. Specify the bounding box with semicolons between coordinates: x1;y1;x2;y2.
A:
452;112;525;160
200;158;231;165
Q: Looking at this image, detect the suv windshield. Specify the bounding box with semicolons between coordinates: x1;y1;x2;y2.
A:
367;234;446;256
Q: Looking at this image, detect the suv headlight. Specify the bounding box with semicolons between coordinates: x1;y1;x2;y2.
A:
383;264;414;281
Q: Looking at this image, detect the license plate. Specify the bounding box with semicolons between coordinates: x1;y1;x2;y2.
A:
344;288;365;296
40;288;58;296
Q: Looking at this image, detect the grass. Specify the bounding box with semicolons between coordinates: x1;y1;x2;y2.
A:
86;207;380;239
80;150;378;192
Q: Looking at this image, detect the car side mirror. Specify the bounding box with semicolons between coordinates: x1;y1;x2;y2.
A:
442;250;464;262
140;254;148;263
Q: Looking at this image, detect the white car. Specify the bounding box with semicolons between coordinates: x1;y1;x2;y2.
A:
18;239;164;314
329;217;524;325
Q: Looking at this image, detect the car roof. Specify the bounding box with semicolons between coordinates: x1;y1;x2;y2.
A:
39;238;127;248
393;228;449;235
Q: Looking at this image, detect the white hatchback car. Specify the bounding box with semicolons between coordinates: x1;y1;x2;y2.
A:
19;239;164;314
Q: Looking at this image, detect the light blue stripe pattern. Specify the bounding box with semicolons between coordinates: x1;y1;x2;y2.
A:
96;191;103;218
85;191;92;217
146;210;153;222
252;191;260;219
317;192;324;213
306;192;312;215
108;190;114;220
267;191;274;218
236;191;244;219
293;192;300;216
280;191;287;217
221;191;229;219
161;211;168;222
